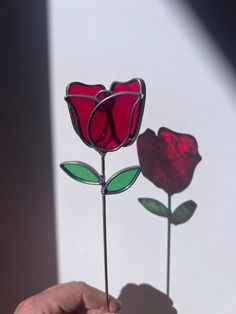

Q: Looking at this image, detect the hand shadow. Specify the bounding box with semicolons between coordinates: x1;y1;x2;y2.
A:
118;283;177;314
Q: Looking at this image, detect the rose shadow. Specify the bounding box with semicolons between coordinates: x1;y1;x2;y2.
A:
118;283;177;314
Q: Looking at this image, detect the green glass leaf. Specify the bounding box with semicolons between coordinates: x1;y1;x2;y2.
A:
138;198;169;218
171;200;197;225
103;166;140;195
60;161;102;185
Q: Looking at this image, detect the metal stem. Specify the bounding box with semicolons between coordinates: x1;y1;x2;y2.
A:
167;194;171;297
101;153;109;311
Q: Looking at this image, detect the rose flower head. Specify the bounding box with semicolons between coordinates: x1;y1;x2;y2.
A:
65;78;146;154
137;128;202;195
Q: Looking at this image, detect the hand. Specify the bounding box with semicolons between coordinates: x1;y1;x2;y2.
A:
14;281;121;314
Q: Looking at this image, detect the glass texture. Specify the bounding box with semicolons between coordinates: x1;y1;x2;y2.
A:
68;83;105;97
89;94;140;150
106;168;140;193
67;96;98;144
111;80;141;93
110;80;143;146
63;164;100;183
125;103;140;146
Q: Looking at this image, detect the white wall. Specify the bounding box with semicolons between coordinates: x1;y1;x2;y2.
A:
48;1;236;313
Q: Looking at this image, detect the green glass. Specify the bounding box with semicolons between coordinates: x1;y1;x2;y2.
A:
138;198;169;217
61;163;102;185
104;167;140;195
171;200;197;225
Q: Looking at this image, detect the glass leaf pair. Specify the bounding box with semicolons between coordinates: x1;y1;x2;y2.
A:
60;162;140;195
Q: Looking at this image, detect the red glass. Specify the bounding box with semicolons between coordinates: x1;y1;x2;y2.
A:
111;80;142;93
66;96;98;145
88;93;140;150
67;82;105;97
137;128;202;195
65;79;146;153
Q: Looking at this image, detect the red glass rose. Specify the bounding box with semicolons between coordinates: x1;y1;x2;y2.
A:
65;78;146;154
137;128;201;195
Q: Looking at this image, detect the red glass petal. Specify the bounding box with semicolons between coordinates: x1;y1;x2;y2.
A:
124;101;141;146
65;96;98;146
110;79;145;147
67;82;105;97
88;93;140;151
110;78;142;93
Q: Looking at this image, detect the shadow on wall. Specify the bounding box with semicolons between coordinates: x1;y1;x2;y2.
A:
181;0;236;77
118;283;177;314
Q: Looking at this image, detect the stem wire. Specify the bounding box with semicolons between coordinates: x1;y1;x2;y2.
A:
101;154;109;312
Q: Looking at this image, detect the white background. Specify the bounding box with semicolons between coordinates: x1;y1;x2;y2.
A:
48;1;236;313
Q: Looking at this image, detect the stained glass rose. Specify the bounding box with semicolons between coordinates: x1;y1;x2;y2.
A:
137;128;202;195
65;78;146;154
62;79;146;306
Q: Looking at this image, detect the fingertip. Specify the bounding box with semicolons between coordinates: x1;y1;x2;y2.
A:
109;298;122;313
